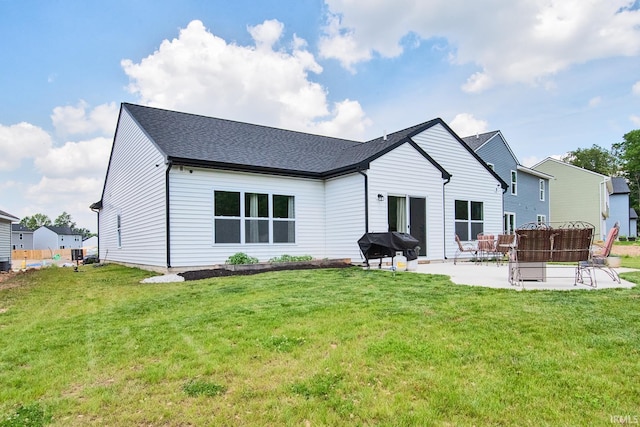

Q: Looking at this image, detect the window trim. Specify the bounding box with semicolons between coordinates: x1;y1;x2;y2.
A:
454;200;484;241
510;170;517;195
536;214;547;225
213;190;296;245
539;179;545;201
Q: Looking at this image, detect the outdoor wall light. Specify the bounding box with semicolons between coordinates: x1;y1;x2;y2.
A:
377;194;384;201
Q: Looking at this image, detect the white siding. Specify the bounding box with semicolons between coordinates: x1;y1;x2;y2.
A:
169;168;326;267
412;124;503;259
98;109;167;267
367;142;445;260
0;221;10;260
33;227;58;250
324;173;366;261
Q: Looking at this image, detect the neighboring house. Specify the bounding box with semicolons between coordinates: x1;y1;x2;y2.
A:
0;209;19;271
91;103;506;272
11;223;34;250
462;131;552;233
607;177;634;238
533;158;610;240
630;208;638;238
33;226;83;250
83;236;98;248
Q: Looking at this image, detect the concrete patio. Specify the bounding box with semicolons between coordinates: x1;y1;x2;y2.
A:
412;260;637;291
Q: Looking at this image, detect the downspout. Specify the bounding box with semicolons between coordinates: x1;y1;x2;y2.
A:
357;169;369;232
165;160;173;269
90;205;100;260
442;176;451;259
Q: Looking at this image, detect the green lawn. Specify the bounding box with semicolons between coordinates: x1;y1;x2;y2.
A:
1;263;639;426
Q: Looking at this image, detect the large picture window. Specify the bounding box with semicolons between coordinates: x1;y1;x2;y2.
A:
455;200;484;241
214;190;295;244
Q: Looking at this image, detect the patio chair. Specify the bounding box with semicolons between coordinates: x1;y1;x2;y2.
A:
494;234;515;266
454;234;478;265
575;223;621;287
477;233;495;265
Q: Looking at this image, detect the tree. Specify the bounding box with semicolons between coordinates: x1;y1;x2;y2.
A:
54;211;76;229
613;129;640;220
20;213;52;230
562;144;619;176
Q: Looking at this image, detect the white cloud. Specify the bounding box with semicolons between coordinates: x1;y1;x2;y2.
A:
631;114;640;126
0;122;52;171
633;81;640;95
588;96;602;107
448;113;488;137
321;0;640;92
121;19;370;139
51;101;118;136
33;137;112;179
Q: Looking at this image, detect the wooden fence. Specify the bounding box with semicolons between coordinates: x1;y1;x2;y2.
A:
11;249;89;261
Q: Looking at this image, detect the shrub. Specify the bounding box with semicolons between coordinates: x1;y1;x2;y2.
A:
1;403;51;427
619;235;628;242
226;253;259;265
269;254;313;263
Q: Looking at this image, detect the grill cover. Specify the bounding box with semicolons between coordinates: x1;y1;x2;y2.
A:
358;232;420;262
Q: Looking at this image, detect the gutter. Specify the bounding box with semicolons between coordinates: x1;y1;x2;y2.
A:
165;160;173;268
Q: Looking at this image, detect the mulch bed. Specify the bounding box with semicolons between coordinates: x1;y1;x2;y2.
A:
179;260;355;281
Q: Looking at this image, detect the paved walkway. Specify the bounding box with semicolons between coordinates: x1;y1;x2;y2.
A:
413;261;637;291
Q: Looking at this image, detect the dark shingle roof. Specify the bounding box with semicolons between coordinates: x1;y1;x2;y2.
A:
611;177;630;194
42;226;80;235
123;103;450;178
630;208;638;220
461;131;500;151
12;224;32;232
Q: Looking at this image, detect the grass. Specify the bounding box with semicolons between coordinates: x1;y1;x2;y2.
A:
1;262;639;426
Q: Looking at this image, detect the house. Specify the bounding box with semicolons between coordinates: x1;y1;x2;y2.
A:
607;177;635;238
33;226;83;250
91;103;506;272
533;158;611;240
630;208;638;239
82;236;98;248
11;224;34;250
0;209;19;271
462;131;552;233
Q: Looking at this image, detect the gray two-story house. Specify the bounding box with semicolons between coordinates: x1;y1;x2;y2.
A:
463;131;552;233
11;224;34;250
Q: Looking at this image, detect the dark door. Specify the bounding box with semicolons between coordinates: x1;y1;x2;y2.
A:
409;197;427;256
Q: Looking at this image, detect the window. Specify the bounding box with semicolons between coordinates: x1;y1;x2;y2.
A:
510;170;517;195
116;214;122;247
504;212;516;235
455;200;484;241
245;193;269;243
19;233;23;240
214;191;241;243
487;163;495;170
273;194;295;243
213;191;295;244
539;179;545;201
537;214;546;225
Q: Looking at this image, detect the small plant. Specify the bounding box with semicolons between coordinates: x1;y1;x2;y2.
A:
268;254;313;263
619;235;628;242
1;403;51;427
183;379;227;397
226;252;259;265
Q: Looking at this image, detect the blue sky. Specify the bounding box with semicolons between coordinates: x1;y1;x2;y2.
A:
1;0;639;232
